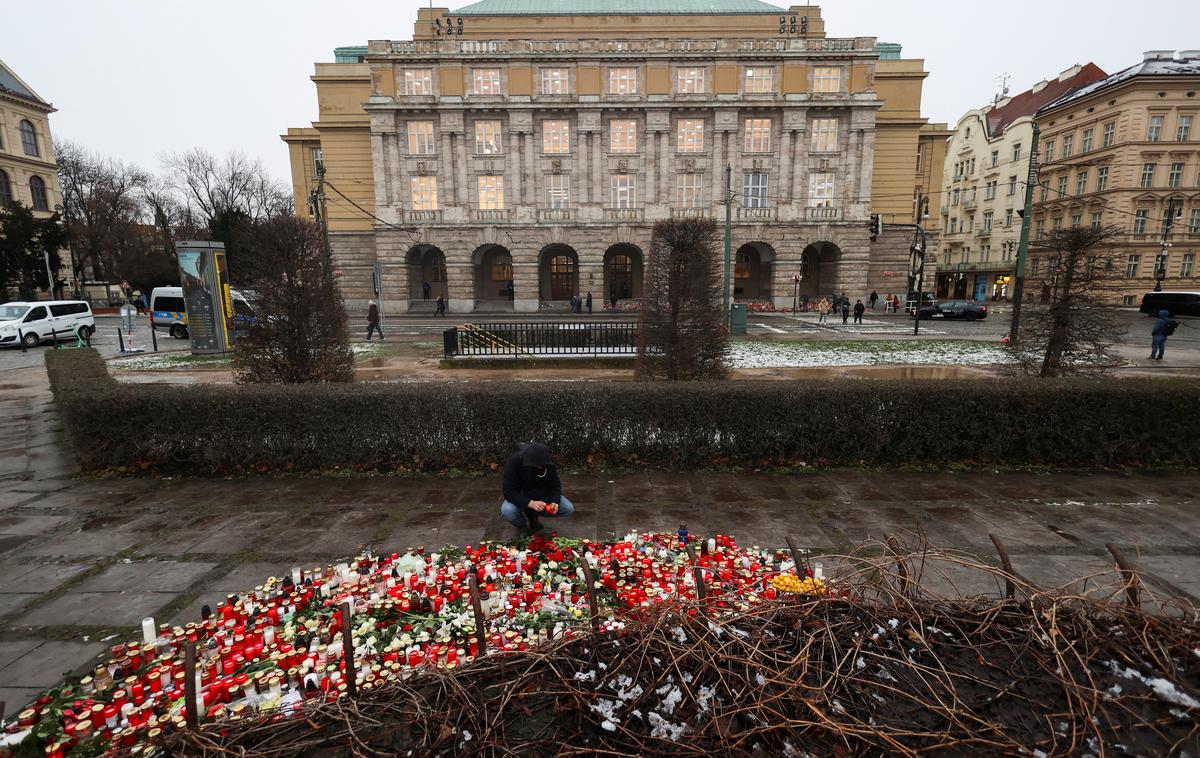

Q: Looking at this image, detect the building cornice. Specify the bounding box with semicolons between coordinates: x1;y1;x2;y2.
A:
0;89;56;114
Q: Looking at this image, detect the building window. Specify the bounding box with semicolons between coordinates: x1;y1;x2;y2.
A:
1052;217;1062;231
1076;171;1088;195
607;67;637;95
491;254;513;282
675;67;706;94
542;120;570;154
1178;115;1193;142
812;66;842;93
743;67;774;94
1102;122;1115;147
609;119;637;153
676;173;704;207
810;118;838;151
1070;213;1082;228
29;176;49;210
546;174;570;209
1061;135;1072;158
1034;219;1044;238
676;119;705;153
1096;166;1109;192
743;173;768;208
1134;209;1148;234
407;121;436;155
472;68;502;95
1126;254;1141;278
1056;176;1067;198
1012;142;1022;162
401;69;433;95
807;172;835;207
540;67;569;95
1008;175;1018;195
990;149;999;168
1148;115;1164;142
19;120;38;157
410;176;438;211
471;120;502;155
984;181;997;201
1043;139;1055;162
312;148;323;175
983;211;993;231
915;143;924;172
610;175;636;208
1091;212;1102;229
477;175;505;209
743;118;772;153
1169;162;1184;188
0;169;11;206
1141;162;1156;188
1031;257;1041;276
1190;208;1200;233
1181;253;1196;278
1004;208;1013;227
952;189;959;206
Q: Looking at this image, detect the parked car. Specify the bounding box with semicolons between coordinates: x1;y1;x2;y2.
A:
0;301;95;348
150;286;257;340
1140;291;1200;318
915;299;988;321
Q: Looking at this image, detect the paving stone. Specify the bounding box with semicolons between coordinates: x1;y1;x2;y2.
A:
5;563;92;593
0;641;106;687
0;686;43;714
0;593;39;621
0;640;41;670
1136;556;1200;601
0;515;72;536
16;591;176;628
182;513;287;555
15;528;142;558
75;561;216;592
0;534;34;554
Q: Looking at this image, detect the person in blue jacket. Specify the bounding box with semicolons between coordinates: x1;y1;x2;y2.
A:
1150;309;1176;361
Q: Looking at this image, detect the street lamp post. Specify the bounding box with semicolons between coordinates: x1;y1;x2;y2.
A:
792;274;800;313
1155;198;1181;291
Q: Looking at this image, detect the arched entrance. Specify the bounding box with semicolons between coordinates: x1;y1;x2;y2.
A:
734;242;775;300
603;243;643;303
539;244;578;302
473;244;513;305
800;241;841;301
406;245;447;301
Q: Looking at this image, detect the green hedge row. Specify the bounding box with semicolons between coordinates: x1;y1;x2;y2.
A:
48;349;1200;474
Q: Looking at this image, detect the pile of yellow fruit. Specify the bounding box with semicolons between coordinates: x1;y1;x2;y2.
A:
771;572;827;595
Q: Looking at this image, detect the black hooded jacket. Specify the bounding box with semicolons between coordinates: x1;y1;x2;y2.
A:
502;443;561;508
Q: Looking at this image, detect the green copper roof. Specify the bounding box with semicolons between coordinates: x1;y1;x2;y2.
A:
453;0;784;15
334;46;368;63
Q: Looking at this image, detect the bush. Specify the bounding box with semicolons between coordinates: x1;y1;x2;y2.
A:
47;354;1200;474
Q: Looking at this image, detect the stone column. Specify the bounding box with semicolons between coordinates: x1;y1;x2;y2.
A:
508;132;522;208
592;131;604;208
524;132;535;207
581;131;592;205
779;129;793;206
446;259;475;314
455;132;469;207
438;131;454;215
512;258;539;313
374;230;410;314
659;127;670;207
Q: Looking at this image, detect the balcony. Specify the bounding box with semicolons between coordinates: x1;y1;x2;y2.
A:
606;207;644;222
806;206;841;221
405;210;442;223
737;206;776;222
472;209;511;222
671;206;711;219
962;199;977;211
976;227;992;238
536;208;573;222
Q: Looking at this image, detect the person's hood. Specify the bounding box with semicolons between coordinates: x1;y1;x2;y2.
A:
1160;310;1171;318
521;442;553;468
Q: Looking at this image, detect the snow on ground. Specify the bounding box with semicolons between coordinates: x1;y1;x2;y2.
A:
111;343;384;371
729;340;1012;369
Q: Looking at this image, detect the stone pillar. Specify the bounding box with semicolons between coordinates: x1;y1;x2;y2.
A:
524;132;535;207
375;230;410;315
592;131;603;207
779;129;793;205
386;132;405;213
512;258;539;313
508;132;522;207
438;131;454;214
446;259;475;313
645;131;657;202
455;132;469;207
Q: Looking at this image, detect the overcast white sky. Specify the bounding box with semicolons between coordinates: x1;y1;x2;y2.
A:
4;0;1198;183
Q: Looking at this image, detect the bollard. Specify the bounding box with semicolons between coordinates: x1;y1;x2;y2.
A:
51;327;59;349
341;601;357;698
578;560;601;632
116;328;125;353
85;328;91;348
183;642;199;728
466;572;488;655
18;328;26;353
151;324;158;352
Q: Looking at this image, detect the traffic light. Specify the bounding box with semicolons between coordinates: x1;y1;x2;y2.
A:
869;214;880;241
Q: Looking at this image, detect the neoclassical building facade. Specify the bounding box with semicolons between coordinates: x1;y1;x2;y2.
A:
283;0;948;313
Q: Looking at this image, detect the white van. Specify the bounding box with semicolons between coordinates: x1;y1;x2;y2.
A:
150;286;256;339
0;301;95;348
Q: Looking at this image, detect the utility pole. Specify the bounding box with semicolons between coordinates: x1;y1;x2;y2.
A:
42;246;56;300
1155;197;1180;291
312;163;334;282
911;223;927;336
1008;123;1039;345
723;164;733;327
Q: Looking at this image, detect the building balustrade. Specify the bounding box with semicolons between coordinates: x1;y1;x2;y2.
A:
406;210;442;223
389;36;875;57
606;207;644;222
670;206;711;219
536;208;573;222
736;206;775;221
472;208;512;222
806;206;840;220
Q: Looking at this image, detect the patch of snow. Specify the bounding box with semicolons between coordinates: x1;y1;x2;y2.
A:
696;685;717;715
856;656;866;670
648;711;686;740
574;670;596;682
755;672;767;686
601;720;617;732
656;683;684;715
461;730;472;742
706;621;725;637
876;666;897;683
888;619;900;630
1107;661;1200;709
590;698;623;726
671;626;688;644
831;699;847;715
729;339;1012;369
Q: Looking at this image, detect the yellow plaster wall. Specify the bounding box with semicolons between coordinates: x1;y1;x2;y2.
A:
319;128;375;232
508;66;533;96
577;66;600;95
781;64;807;95
440;65;465;96
714;65;738;95
646;66;670;95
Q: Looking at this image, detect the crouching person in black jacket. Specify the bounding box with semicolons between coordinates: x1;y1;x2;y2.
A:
500;442;575;534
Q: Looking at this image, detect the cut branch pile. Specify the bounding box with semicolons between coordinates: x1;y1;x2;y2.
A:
160;544;1200;757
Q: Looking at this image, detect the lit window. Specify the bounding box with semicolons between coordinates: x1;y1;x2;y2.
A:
1134;210;1148;234
1102;122;1115;147
478;176;505;209
677;119;705;153
1177;115;1193;142
807;172;834;207
743;118;772;153
607;68;638;95
743;173;769;208
546;174;570;209
1096;166;1109;192
1148;115;1164;142
19;120;38;157
1169;162;1184;188
472;68;502;95
1126;254;1141;278
542;120;570;154
1081;128;1094;153
609;119;637;153
810;118;838;151
610;175;637;208
812;67;841;93
540;68;569;95
407;121;436;155
401;69;433;95
474;120;502;155
410;176;438;211
1141;163;1156;187
675;67;706;94
675;173;704;208
29;176;48;210
1076;171;1088;195
743;67;774;94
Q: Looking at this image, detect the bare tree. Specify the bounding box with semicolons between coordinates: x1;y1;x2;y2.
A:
636;218;729;380
1009;225;1125;377
161;148;289;226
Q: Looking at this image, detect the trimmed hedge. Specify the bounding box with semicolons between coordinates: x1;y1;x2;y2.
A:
48;349;1200;474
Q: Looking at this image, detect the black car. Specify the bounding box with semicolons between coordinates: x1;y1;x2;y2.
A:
1139;291;1200;317
915;299;988;321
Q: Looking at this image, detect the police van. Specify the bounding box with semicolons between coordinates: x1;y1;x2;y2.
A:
150;286;256;339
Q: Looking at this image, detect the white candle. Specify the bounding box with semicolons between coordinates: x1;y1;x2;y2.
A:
814;561;825;580
707;538;716;553
263;626;275;645
291;567;302;585
142;617;156;645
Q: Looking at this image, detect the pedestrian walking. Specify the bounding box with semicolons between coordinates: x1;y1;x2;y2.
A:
817;297;830;325
853;299;865;324
610;289;618;308
366;300;384;341
801;293;809;312
422;281;431;300
840;294;850;324
1150;309;1178;361
586;292;593;314
435;295;446;317
869;290;878;312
